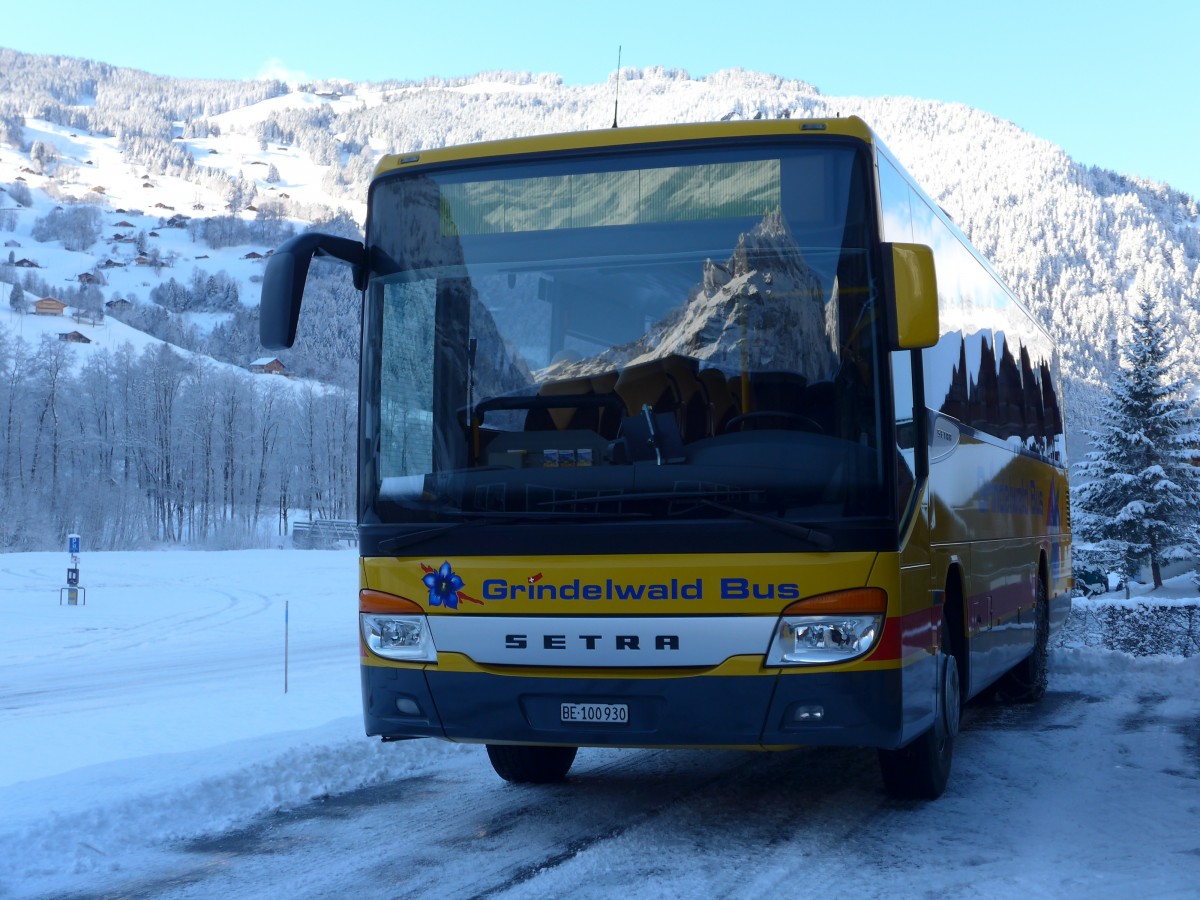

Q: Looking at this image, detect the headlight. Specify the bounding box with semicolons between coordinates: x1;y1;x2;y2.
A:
361;613;437;662
764;588;886;666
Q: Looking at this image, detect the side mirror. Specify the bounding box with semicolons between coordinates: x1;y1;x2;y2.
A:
260;232;366;349
883;242;938;350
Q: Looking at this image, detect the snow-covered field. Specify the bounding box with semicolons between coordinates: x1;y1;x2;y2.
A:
1;550;1198;898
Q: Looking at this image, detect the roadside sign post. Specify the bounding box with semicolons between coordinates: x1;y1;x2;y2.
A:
60;533;86;606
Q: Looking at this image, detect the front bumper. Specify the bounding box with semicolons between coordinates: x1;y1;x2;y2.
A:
362;659;930;750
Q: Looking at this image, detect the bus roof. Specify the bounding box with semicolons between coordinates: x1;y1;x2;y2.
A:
373;116;877;179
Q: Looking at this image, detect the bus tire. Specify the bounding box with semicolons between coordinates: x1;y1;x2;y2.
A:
878;622;959;800
996;574;1049;703
485;744;577;784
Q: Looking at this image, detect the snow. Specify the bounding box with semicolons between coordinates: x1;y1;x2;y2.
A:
0;113;355;321
0;549;461;895
2;549;1198;897
0;296;172;357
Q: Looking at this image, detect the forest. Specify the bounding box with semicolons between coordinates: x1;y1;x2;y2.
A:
0;326;355;550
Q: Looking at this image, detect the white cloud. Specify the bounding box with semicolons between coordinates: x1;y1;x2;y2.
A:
257;58;309;85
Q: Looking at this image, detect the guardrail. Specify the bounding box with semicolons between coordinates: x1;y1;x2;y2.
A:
292;519;358;548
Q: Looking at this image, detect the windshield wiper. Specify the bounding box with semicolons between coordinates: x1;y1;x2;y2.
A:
536;489;761;508
698;499;833;550
535;491;832;549
377;507;652;551
377;523;468;553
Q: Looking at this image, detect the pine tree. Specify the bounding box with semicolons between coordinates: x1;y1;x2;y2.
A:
8;281;24;314
1074;292;1200;591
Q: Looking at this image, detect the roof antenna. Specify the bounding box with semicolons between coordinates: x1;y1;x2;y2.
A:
611;45;622;128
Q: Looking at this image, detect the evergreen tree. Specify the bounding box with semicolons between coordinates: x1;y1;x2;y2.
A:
8;281;24;314
1074;292;1200;591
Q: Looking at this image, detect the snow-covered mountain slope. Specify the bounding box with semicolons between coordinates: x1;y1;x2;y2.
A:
2;52;1198;435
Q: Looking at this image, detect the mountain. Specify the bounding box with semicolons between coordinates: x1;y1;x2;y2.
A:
548;211;838;383
1;49;1198;548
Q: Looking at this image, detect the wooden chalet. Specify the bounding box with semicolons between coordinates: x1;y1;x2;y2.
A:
249;357;287;375
34;297;67;316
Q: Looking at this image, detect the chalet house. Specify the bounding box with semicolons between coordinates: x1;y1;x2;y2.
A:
114;220;135;228
77;272;100;285
242;251;265;260
59;331;92;344
100;258;126;269
106;298;132;312
14;258;39;268
3;240;19;248
34;297;67;316
249;357;287;375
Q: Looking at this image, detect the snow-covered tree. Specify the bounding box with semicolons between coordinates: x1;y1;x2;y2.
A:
31;206;102;252
1073;292;1200;590
8;281;24;314
28;140;59;174
7;181;32;207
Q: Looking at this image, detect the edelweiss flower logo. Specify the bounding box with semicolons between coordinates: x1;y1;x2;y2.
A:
420;561;482;610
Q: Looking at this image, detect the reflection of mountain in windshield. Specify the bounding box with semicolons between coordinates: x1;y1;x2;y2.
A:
540;212;838;385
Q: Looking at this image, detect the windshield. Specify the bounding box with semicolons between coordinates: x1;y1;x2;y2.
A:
361;140;895;553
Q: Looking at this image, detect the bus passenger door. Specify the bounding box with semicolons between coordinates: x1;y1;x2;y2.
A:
894;350;936;733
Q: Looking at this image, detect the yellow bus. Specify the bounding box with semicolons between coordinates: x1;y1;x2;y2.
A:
261;117;1070;799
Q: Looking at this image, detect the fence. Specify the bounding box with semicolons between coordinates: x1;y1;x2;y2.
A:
292;519;358;549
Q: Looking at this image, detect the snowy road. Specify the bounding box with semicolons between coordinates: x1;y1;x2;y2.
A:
61;688;1200;900
2;551;1198;899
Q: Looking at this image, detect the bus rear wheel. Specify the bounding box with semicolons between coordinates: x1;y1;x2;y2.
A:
996;575;1050;703
486;744;578;784
878;624;960;800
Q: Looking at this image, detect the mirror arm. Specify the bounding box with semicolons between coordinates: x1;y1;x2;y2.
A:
260;232;366;349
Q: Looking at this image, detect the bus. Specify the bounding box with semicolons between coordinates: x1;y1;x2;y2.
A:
260;116;1071;799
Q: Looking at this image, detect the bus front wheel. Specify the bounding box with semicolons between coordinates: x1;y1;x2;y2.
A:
878;625;960;800
486;744;578;784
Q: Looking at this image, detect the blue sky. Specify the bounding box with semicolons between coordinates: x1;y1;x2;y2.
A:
4;0;1197;200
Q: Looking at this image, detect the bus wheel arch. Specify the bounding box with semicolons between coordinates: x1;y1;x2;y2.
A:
943;565;969;708
877;575;962;800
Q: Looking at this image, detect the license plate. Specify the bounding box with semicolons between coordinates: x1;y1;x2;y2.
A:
560;702;629;724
